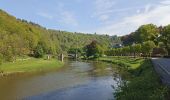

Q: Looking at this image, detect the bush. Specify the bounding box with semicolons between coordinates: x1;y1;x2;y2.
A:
0;53;3;65
34;45;44;58
114;60;168;100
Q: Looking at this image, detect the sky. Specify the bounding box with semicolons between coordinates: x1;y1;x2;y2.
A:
0;0;170;36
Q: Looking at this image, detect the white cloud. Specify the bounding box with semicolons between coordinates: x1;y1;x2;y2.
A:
161;0;170;5
144;4;152;13
98;15;109;21
37;3;78;27
95;0;116;13
95;3;170;36
59;11;78;26
37;12;53;19
55;3;78;27
92;0;116;21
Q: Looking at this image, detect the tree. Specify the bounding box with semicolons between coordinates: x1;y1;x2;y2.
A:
84;40;103;58
160;25;170;56
135;24;159;43
141;41;156;57
132;44;141;57
33;43;44;58
121;32;135;46
122;46;130;56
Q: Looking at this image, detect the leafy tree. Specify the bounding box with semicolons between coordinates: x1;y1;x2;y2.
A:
132;44;141;57
34;43;44;58
142;41;156;57
160;25;170;55
135;24;159;43
121;32;135;46
84;40;103;58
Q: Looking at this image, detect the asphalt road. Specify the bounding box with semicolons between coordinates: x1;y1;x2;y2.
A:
152;58;170;86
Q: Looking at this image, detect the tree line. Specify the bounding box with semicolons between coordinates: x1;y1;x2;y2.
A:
107;24;170;57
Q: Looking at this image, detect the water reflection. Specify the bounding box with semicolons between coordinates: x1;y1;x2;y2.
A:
0;60;121;100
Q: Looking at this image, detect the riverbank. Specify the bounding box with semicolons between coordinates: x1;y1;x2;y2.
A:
0;58;64;77
99;56;169;100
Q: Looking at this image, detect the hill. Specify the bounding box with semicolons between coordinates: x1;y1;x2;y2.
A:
0;9;119;62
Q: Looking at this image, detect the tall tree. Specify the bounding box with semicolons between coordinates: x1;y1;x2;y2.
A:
135;24;159;43
141;41;156;57
84;40;103;58
160;25;170;56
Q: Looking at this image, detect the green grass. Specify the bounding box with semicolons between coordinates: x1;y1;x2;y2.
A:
0;58;64;74
99;56;143;69
99;56;169;100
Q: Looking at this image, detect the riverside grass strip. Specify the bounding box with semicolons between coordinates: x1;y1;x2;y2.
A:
0;58;63;76
99;56;169;100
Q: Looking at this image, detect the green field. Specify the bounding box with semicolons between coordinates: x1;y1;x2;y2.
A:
0;58;64;74
99;56;169;100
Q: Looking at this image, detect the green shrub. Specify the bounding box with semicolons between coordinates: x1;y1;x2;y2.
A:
0;53;3;65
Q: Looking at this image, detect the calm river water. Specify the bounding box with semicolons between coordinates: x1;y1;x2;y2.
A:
0;60;121;100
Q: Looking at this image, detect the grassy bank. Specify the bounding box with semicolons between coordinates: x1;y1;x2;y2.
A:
0;58;64;75
99;57;169;100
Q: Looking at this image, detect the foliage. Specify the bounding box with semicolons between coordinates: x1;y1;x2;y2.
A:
0;53;2;65
84;40;104;58
141;41;156;57
135;24;159;43
68;48;82;54
115;59;168;100
160;24;170;55
33;43;45;58
121;32;135;46
99;57;169;100
120;23;170;56
0;9;114;62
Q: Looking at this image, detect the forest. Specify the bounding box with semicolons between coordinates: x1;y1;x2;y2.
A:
0;9;119;63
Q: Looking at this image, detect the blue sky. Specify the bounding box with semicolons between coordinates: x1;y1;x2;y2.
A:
1;0;170;36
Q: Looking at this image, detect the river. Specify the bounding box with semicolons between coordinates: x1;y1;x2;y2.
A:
0;60;121;100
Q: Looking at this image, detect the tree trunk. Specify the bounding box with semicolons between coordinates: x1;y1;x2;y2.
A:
168;49;170;56
134;52;136;58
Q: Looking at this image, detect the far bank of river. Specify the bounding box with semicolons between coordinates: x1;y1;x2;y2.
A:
0;58;63;77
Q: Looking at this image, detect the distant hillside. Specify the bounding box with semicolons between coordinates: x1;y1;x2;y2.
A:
0;9;120;61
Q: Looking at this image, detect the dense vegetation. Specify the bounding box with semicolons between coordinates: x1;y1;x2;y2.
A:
83;40;104;59
99;57;169;100
103;24;170;100
0;9;118;63
106;24;170;58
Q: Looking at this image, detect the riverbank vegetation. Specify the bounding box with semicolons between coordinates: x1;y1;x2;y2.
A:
0;58;63;76
99;57;169;100
0;9;118;74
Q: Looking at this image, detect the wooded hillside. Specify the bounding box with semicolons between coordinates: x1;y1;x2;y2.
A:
0;9;118;62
